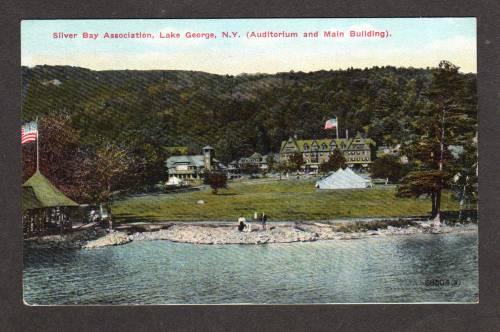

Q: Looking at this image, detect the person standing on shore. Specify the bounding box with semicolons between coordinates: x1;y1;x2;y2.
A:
246;215;252;232
238;215;246;232
262;212;267;230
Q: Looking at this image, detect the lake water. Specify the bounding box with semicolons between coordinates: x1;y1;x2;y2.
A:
23;231;478;304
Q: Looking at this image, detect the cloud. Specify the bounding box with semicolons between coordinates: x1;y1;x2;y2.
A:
428;35;476;53
425;36;476;72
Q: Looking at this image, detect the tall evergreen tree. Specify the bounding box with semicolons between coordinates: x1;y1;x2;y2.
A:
398;61;477;223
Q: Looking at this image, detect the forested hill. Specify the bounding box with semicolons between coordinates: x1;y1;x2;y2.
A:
21;65;477;163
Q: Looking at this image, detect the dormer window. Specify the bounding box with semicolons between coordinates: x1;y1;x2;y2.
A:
303;143;309;151
321;143;327;150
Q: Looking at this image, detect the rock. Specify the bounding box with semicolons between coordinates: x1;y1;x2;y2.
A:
83;232;131;249
313;222;331;228
196;200;205;205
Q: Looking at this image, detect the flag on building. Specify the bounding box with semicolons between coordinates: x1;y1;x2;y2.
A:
324;118;337;130
21;121;38;144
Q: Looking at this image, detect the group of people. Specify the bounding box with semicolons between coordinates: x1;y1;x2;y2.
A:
237;212;268;232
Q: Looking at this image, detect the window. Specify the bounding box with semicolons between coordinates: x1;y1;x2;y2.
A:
321;143;327;150
311;152;318;163
303;144;309;151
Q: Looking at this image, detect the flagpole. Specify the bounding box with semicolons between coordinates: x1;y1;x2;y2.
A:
336;117;339;139
36;117;39;172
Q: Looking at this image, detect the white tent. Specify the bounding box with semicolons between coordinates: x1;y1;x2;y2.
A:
315;168;372;189
166;176;182;186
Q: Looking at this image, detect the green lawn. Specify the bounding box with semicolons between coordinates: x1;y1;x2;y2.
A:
112;179;460;222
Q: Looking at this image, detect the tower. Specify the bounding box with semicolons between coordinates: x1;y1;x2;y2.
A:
202;145;214;171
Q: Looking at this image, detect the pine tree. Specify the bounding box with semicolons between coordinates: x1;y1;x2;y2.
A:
398;61;477;223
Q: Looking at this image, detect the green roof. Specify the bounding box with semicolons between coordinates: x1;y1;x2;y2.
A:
22;171;78;209
281;136;375;152
248;152;263;159
165;155;205;168
22;186;44;211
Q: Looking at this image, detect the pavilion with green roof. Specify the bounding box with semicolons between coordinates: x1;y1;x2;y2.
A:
22;171;79;237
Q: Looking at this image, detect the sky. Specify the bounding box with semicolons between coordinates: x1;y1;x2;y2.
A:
21;18;477;74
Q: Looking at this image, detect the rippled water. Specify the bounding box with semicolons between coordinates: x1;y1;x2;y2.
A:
23;232;478;304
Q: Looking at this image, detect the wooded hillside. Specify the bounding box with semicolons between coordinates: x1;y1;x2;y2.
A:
22;64;477;203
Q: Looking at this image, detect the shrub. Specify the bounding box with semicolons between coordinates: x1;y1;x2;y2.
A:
203;171;228;194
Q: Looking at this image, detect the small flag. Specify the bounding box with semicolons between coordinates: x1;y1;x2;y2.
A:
21;121;38;144
324;118;337;130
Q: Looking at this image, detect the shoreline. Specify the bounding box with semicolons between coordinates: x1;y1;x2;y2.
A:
124;221;477;246
25;218;478;249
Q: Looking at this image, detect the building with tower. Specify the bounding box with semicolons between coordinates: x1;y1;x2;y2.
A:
165;145;223;181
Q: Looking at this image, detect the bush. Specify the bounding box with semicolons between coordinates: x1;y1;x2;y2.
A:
371;155;403;183
203;171;228;194
319;148;346;174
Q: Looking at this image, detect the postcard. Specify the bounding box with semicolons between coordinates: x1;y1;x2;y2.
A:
21;18;478;305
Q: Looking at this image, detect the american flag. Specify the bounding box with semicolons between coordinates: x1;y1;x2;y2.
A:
21;121;38;144
324;117;337;130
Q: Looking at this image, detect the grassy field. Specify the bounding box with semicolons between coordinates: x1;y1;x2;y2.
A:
111;179;460;222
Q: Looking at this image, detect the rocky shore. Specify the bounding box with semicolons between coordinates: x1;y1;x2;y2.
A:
83;231;132;249
128;221;477;245
24;228;107;249
24;220;478;249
